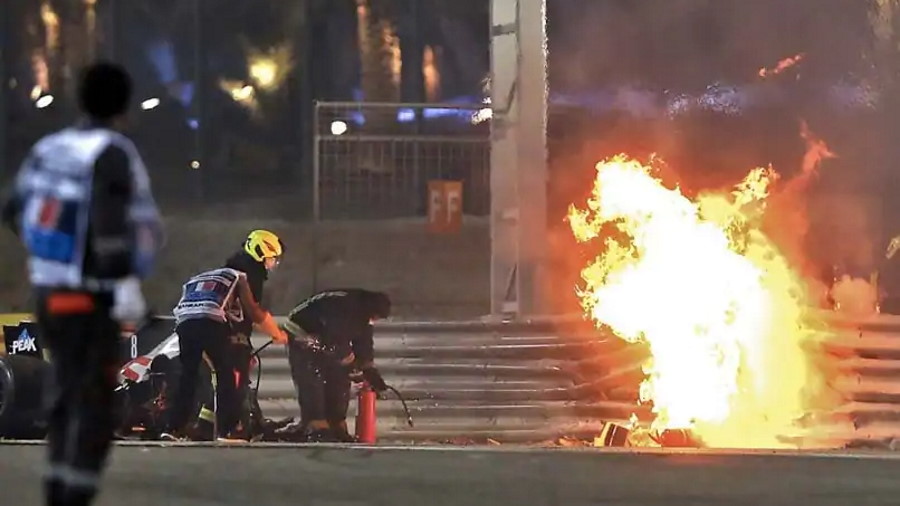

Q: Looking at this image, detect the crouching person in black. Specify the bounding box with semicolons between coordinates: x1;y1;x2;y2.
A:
282;289;391;442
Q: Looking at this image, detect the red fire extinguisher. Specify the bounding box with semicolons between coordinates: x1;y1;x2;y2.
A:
355;383;377;444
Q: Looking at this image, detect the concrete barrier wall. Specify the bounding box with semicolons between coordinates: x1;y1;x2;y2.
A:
255;313;900;446
7;310;900;446
0;218;490;318
253;323;628;443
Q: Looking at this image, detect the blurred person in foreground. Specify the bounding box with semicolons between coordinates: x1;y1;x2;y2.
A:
1;62;164;506
280;289;391;442
165;230;288;441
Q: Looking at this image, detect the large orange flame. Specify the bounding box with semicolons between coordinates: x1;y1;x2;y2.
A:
568;155;829;448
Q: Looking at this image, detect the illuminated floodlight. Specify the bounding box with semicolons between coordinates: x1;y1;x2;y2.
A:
141;98;160;110
35;95;54;109
330;120;348;136
249;58;277;90
232;85;254;101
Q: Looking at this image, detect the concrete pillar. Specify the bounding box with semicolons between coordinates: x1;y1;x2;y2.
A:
0;0;7;178
191;0;206;200
490;0;548;316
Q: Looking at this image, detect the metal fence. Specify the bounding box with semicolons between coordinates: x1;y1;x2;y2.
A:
306;102;492;315
313;101;490;220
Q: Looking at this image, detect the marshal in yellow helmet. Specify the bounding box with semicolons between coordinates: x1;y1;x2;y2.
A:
244;229;284;268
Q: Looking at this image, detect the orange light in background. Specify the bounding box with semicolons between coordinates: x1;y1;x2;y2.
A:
219;79;257;111
85;0;97;59
246;44;294;92
424;45;442;102
31;53;49;94
384;25;401;87
249;59;277;90
40;2;60;52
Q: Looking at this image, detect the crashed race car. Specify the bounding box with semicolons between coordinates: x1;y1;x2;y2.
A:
115;329;210;440
0;316;297;442
0;319;52;439
3;315;406;442
115;322;300;441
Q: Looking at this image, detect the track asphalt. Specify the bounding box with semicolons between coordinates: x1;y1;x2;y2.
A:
3;443;900;505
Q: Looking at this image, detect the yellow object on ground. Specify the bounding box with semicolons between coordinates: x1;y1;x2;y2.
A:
0;314;32;326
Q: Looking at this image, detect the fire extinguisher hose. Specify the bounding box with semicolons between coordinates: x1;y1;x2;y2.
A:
255;337;415;429
385;385;414;428
250;339;274;398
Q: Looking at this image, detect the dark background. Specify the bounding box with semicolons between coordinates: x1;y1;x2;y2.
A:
1;0;899;315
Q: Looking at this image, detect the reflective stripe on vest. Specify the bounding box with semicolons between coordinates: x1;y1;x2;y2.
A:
15;127;163;290
173;268;244;324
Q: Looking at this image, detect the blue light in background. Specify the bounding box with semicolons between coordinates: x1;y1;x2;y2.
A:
174;83;195;108
147;39;178;84
423;107;468;120
396;106;474;123
147;39;197;107
335;95;493;127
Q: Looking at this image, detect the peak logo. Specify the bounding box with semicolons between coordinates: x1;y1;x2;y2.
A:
11;328;38;354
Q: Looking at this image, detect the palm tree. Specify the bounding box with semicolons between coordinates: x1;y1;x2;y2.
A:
356;0;399;103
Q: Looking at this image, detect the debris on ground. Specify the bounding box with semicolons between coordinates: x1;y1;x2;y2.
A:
556;436;590;448
440;437;479;446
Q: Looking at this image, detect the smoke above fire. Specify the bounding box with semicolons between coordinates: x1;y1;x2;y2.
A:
832;275;879;316
567;123;863;448
762;121;835;280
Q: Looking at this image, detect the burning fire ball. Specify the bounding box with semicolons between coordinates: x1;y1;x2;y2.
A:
594;423;703;448
570;146;838;449
651;429;702;448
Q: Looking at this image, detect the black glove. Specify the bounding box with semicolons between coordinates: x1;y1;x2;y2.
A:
348;368;365;384
362;367;387;392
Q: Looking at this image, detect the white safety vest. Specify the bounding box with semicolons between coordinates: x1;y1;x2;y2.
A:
173;267;247;325
14;127;163;290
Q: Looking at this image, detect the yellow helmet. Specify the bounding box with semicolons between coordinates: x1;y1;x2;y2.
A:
244;230;284;262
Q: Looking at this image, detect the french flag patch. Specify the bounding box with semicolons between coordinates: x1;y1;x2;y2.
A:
195;280;217;292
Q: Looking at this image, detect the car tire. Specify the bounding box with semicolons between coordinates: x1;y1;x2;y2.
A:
0;354;50;439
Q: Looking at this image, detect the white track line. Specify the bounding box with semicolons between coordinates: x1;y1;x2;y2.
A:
4;440;900;459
